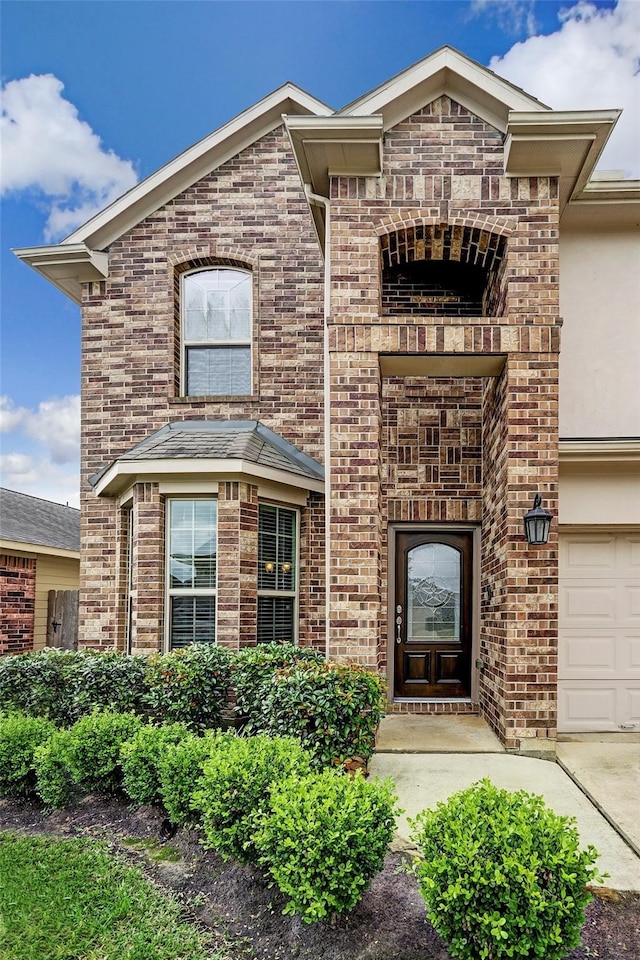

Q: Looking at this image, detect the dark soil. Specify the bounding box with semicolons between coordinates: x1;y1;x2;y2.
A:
1;796;639;960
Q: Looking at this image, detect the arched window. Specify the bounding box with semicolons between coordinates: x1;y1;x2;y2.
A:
182;268;252;396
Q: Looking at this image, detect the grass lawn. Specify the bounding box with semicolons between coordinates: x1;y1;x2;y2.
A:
0;832;227;960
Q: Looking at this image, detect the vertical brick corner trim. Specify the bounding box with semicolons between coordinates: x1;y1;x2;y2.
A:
0;554;36;655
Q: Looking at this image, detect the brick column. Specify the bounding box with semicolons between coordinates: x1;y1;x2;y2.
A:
130;482;165;654
328;350;382;666
216;481;258;649
0;554;36;655
481;352;559;750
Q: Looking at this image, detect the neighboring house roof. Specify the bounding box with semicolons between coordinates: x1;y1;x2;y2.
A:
0;488;80;554
90;421;325;497
13;45;637;298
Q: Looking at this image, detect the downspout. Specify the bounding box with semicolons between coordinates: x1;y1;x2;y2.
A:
305;187;332;660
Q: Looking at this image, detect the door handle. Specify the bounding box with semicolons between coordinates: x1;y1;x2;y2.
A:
395;604;402;644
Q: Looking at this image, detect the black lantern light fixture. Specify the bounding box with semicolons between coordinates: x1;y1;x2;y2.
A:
523;493;553;545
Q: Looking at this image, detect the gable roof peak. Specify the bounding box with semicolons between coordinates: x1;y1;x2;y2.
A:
338;44;550;132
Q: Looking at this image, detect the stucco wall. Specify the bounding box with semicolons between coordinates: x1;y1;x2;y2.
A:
559;229;640;438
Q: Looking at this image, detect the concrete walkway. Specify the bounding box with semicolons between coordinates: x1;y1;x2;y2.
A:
370;716;640;892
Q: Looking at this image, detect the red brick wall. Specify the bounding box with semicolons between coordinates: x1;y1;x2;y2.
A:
0;554;36;655
325;95;560;746
79;125;325;649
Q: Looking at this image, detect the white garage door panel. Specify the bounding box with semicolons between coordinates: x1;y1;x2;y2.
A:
559;681;640;732
560;631;640;678
559;533;640;732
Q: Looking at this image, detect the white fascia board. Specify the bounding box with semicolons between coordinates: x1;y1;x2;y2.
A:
0;539;80;561
61;85;332;252
12;244;108;305
93;457;325;497
505;110;621;210
285;115;384;197
340;47;548;132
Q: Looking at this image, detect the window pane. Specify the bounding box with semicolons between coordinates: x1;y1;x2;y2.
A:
171;596;216;648
407;543;461;641
257;597;294;645
169;500;217;590
184;270;251;342
258;505;296;591
186;346;251;396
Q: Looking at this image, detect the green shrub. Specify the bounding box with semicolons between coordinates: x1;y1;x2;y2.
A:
410;779;602;960
232;642;323;731
144;644;233;731
256;769;398;923
34;728;75;807
67;710;144;795
256;660;386;768
72;651;149;719
158;729;237;826
35;710;144;807
120;722;192;808
192;734;313;863
0;714;57;798
0;649;84;724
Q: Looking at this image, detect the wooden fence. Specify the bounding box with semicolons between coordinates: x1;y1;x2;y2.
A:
46;590;79;650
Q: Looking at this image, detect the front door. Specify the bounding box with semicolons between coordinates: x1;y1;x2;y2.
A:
394;531;473;698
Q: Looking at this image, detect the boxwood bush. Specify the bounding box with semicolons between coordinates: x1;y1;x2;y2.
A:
34;710;144;807
256;769;399;923
120;721;192;808
232;642;323;731
0;714;57;798
158;729;237;826
410;779;601;960
192;734;313;863
255;660;386;768
144;643;233;731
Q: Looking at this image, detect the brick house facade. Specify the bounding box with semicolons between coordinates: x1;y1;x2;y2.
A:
16;48;640;748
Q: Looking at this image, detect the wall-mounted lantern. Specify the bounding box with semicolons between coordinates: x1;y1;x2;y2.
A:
523;494;552;545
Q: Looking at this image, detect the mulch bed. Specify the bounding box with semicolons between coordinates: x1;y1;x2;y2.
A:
1;796;639;959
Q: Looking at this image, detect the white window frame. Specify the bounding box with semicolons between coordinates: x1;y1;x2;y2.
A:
181;267;253;397
257;503;300;645
165;497;218;651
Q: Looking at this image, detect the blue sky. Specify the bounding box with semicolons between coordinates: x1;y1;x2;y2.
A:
1;0;638;506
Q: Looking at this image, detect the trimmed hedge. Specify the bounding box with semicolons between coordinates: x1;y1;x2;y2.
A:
120;722;192;808
232;642;323;732
410;779;602;960
144;644;233;731
256;769;399;923
192;734;313;864
254;660;386;768
0;714;57;798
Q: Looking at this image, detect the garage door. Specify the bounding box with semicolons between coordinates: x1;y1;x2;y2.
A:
559;533;640;732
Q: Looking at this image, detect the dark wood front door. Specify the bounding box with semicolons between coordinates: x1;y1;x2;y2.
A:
394;531;472;699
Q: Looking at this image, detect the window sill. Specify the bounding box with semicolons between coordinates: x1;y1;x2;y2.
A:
170;395;255;403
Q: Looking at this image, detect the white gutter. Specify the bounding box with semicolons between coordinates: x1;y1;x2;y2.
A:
306;187;332;661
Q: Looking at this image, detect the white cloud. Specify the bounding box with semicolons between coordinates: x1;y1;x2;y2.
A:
0;452;80;508
0;395;80;464
489;0;640;177
0;395;80;506
0;74;137;240
470;1;538;37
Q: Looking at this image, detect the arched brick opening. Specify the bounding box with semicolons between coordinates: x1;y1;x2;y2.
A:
380;223;507;317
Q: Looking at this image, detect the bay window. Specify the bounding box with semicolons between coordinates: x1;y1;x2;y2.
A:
257;504;298;644
167;499;217;648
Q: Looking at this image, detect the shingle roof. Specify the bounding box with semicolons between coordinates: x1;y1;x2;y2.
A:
0;488;80;552
90;420;324;487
